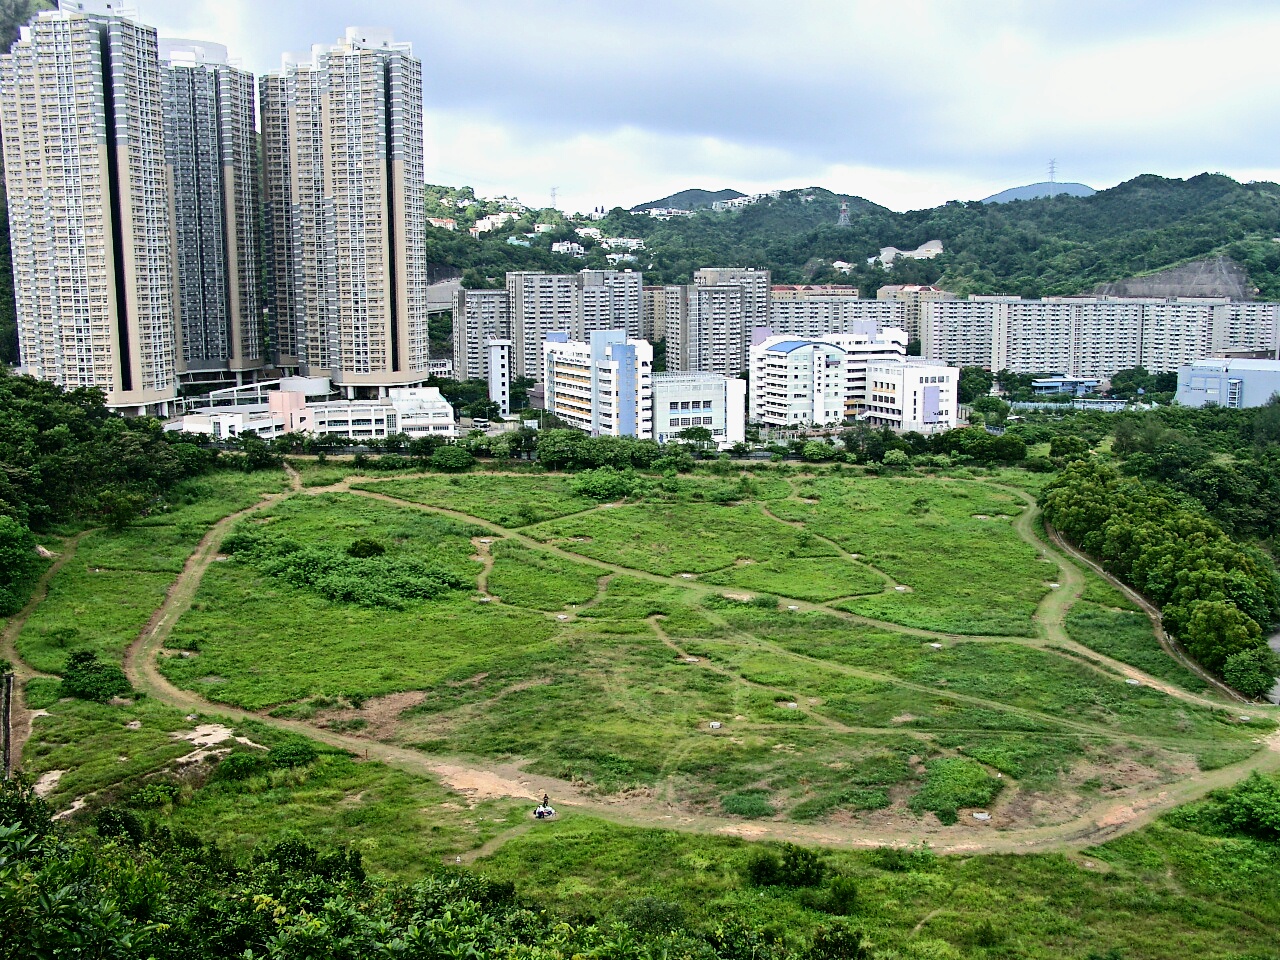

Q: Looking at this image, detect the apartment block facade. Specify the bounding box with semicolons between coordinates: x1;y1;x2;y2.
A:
543;330;653;437
452;288;511;380
260;28;428;395
160;39;262;379
765;298;906;339
580;269;643;339
0;2;176;413
920;297;1280;378
876;285;956;340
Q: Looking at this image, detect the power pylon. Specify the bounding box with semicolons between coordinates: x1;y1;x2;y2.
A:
837;201;850;227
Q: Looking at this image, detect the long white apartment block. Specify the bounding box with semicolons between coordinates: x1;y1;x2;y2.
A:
749;329;908;426
543;330;653;437
260;28;427;394
770;284;860;301
652;373;746;448
765;298;906;338
876;285;956;340
160;38;262;380
487;339;513;416
920;296;1280;378
863;358;958;434
452;288;511;380
1;2;177;414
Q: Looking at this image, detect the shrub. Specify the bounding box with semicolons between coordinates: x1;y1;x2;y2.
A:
60;650;132;703
95;806;144;843
743;848;781;886
1215;771;1280;840
214;751;269;782
618;896;686;935
806;923;869;960
778;842;825;887
570;467;638;501
346;538;386;559
269;740;318;769
0;516;38;616
882;449;911;470
129;782;181;809
868;844;936;872
430;446;475;473
721;790;774;818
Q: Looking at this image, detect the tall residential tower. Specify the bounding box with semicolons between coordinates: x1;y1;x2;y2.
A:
0;0;176;413
160;38;262;382
260;28;428;396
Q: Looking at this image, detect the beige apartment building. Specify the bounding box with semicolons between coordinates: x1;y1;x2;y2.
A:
876;284;957;340
0;1;177;414
260;28;428;397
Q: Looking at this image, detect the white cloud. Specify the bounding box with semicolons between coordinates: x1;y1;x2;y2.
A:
136;0;1280;210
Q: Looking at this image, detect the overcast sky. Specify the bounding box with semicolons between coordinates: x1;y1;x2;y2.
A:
142;0;1280;213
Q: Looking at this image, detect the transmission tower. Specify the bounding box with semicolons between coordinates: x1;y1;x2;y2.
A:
1048;159;1057;183
550;186;558;210
836;200;850;227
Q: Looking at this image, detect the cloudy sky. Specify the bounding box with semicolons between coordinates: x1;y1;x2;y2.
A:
143;0;1280;213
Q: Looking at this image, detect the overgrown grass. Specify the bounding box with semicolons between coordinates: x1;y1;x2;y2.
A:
527;502;836;577
15;468;288;674
1067;601;1209;692
487;542;601;610
700;556;884;602
770;476;1047;635
355;474;598;526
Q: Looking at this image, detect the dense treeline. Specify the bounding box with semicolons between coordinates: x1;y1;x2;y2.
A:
1041;460;1280;696
0;779;866;960
0;371;220;612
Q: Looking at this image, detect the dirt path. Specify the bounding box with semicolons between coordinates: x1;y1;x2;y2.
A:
1;531;91;771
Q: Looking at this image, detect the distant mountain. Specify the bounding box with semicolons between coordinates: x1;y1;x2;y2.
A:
981;181;1096;204
631;188;746;212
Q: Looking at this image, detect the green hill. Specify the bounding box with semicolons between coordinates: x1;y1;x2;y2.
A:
630;187;746;211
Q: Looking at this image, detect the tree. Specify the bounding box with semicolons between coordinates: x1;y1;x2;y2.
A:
0;515;36;615
882;449;911;470
1180;600;1262;674
957;367;993;404
1050;434;1090;461
802;440;835;462
1223;648;1280;699
430;446;475;473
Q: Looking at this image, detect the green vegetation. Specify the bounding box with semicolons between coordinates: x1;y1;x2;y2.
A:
487;542;601;610
1043;460;1280;690
357;472;597;526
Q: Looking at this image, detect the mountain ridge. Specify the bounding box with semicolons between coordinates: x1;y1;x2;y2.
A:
981;181;1097;204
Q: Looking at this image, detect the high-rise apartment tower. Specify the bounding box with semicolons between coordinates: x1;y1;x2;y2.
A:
160;38;262;382
260;28;428;396
0;0;176;413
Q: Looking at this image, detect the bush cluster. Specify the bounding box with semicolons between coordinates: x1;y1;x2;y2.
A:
59;650;132;703
222;527;466;609
1042;460;1280;694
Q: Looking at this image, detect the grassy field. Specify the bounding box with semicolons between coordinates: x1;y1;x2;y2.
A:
526;501;837;576
15;468;288;673
17;465;1272;845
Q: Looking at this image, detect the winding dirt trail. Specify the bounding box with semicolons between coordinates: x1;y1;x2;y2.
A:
11;465;1277;860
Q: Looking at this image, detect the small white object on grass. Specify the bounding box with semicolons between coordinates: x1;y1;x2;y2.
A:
1125;679;1141;686
709;721;722;730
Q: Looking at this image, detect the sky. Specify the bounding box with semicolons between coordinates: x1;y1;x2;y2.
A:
142;0;1280;213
